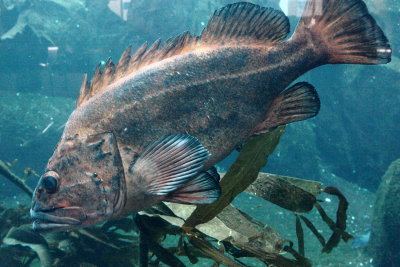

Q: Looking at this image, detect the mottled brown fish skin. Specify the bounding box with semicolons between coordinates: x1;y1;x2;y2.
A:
61;42;321;217
65;42;318;167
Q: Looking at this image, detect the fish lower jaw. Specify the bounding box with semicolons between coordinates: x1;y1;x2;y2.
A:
30;207;84;232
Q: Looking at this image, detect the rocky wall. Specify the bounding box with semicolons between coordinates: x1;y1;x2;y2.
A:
367;158;400;266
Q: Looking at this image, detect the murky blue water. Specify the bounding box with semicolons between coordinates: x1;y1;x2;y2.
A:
0;0;399;266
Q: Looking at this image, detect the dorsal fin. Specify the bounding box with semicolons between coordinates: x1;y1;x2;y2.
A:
76;33;198;107
76;2;289;107
200;2;289;46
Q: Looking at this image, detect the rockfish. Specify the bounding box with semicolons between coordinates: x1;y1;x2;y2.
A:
31;0;391;231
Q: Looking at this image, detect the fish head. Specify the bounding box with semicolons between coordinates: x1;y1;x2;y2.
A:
30;132;126;232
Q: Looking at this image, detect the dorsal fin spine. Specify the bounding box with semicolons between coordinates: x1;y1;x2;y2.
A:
99;59;115;90
90;63;103;94
76;73;89;107
142;39;161;63
129;42;148;68
104;58;115;75
115;46;131;78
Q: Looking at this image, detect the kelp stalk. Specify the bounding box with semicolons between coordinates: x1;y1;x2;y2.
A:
299;215;326;247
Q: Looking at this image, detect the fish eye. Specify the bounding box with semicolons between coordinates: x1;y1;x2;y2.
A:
41;172;59;194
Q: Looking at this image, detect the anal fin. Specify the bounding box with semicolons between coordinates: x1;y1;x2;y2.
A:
253;82;320;135
164;167;221;205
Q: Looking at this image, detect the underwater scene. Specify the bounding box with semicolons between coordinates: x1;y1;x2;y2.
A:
0;0;399;266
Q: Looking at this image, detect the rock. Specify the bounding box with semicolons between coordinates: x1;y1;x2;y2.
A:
368;158;400;266
0;0;128;74
309;64;400;190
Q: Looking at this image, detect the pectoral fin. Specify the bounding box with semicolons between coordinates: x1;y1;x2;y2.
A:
253;82;320;135
164;167;221;204
130;134;210;196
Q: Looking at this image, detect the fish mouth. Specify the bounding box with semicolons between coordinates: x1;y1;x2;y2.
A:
30;206;86;232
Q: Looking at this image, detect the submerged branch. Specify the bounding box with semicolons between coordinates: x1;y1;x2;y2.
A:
295;215;305;256
0;160;33;197
138;228;149;267
299;215;326;247
134;215;185;267
189;236;244;267
323;186;353;242
282;244;312;267
314;186;353;253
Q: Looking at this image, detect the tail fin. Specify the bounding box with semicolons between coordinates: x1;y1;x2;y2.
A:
292;0;391;65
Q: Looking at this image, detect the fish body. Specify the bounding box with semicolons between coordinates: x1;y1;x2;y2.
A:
67;45;310;167
31;0;391;231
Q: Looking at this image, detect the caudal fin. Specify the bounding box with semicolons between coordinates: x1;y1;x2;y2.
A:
292;0;391;65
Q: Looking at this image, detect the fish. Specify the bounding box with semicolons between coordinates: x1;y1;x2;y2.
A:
30;0;391;231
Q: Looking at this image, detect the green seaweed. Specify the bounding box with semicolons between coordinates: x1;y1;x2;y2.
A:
184;126;286;229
